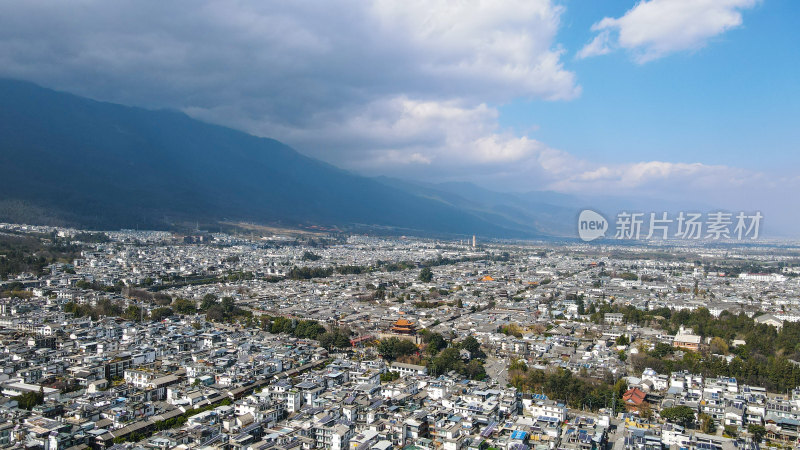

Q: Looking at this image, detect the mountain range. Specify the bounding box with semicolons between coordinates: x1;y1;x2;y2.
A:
0;79;594;238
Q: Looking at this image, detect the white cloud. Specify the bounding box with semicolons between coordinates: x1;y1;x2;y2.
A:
0;0;779;211
210;96;563;170
0;0;585;181
369;0;580;101
549;160;757;195
579;0;759;62
576;30;612;59
0;0;579;117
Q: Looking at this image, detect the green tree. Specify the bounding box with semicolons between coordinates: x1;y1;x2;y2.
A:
220;296;235;315
748;424;766;443
419;267;433;282
650;343;674;358
614;378;628;401
465;360;486;380
200;294;218;311
294;320;326;339
301;251;322;261
709;337;729;355
333;330;351;348
13;390;44;410
430;347;463;376
499;323;523;338
661;406;696;428
150;307;173;321
460;336;483;358
270;317;294;334
509;359;528;372
429;342;446;357
422;332;447;355
380;371;400;383
318;332;335;350
96;298;122;317
205;305;225;322
122;305;143;322
153;292;172;306
318;327;352;350
377;337;418;361
172;297;197;314
699;413;716;434
640;402;654;420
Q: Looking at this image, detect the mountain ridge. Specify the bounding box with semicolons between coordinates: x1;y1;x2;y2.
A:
0;79;547;238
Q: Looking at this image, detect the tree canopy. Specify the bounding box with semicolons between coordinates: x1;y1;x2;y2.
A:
418;267;433;282
661;406;696;427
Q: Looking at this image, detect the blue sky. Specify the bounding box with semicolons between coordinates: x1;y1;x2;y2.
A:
0;0;797;234
499;0;799;172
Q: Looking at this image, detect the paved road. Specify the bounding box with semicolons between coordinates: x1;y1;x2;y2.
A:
607;418;624;450
485;357;508;386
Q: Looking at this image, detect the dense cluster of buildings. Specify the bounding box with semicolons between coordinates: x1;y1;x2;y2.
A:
1;223;799;449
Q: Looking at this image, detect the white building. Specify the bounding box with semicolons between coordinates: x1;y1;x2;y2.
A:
389;362;428;377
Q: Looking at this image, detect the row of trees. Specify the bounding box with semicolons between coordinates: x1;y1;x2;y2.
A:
286;266;334;280
75;279;123;293
287;262;419;280
65;294;353;351
0;247;49;280
655;308;800;392
590;303;800;352
631;347;800;393
285;253;500;282
63;300;174;323
250;314;351;350
591;303;800;391
509;364;626;413
124;287;172;306
64;299;122;320
65;293;242;323
248;313;352;350
317;327;352;350
258;315;326;338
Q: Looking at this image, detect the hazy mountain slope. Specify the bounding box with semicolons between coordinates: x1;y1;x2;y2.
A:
0;79;536;237
374;177;579;236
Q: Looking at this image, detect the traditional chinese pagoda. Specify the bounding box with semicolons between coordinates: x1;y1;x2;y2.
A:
390;318;416;336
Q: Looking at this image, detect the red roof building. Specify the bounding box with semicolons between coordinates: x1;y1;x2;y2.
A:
622;387;647;409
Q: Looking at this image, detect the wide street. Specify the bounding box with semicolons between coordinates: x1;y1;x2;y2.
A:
485;356;508;386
